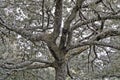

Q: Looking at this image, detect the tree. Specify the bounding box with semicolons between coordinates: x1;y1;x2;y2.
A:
0;0;120;80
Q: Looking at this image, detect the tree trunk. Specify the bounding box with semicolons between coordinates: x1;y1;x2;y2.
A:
55;62;67;80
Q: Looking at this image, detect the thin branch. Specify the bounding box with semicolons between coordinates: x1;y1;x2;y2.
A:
88;45;92;73
99;46;111;62
82;0;102;8
75;41;120;50
42;0;45;29
72;15;120;30
91;46;98;63
46;9;50;30
67;61;73;79
92;29;120;40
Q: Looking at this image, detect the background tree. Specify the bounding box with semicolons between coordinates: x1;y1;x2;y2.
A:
0;0;120;80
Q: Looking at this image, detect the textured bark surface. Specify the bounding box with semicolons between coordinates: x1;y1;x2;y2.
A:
55;62;67;80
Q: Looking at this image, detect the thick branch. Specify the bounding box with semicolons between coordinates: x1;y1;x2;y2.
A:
59;0;85;49
30;58;52;64
0;58;53;69
26;63;52;69
46;40;65;61
1;61;33;69
0;20;46;42
65;46;89;61
52;0;63;41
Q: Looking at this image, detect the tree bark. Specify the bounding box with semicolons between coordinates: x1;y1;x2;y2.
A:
55;62;67;80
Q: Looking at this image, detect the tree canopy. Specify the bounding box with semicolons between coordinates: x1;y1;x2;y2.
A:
0;0;120;80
